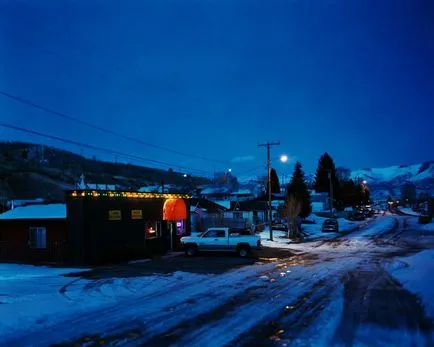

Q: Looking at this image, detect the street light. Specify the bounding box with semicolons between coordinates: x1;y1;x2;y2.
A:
228;168;232;173
279;155;288;188
362;180;367;185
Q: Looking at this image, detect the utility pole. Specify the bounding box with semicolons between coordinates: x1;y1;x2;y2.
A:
328;170;334;218
258;141;280;241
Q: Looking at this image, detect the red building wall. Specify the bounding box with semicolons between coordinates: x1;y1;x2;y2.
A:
0;219;68;263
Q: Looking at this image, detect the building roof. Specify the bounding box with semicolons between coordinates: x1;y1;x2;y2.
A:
214;200;231;209
0;204;67;220
230;200;271;211
231;189;254;196
200;187;231;195
190;198;228;213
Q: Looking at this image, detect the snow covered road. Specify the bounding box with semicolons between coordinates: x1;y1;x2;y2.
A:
1;215;434;346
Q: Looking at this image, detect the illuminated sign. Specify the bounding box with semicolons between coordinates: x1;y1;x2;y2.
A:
131;210;142;220
108;210;122;221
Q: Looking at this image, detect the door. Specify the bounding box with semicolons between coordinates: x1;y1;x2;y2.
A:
199;229;227;251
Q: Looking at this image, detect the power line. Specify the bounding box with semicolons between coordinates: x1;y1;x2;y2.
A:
0;91;233;166
0;123;213;176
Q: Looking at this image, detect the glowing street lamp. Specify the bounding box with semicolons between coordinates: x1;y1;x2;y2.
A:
228;168;232;172
279;155;288;187
362;180;367;185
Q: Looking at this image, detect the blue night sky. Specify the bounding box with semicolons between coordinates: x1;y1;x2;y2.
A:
1;0;433;178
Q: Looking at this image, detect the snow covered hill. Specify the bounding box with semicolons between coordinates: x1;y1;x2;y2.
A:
350;161;434;200
351;161;434;184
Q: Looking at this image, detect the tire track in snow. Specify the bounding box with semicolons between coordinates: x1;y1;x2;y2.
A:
138;258;360;347
7;262;279;347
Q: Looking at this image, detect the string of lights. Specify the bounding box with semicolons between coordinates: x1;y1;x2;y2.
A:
0;123;214;176
69;190;190;199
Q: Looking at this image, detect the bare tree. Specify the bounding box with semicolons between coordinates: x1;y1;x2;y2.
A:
283;194;302;239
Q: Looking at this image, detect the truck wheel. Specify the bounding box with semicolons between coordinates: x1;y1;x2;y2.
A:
237;246;250;258
185;245;197;257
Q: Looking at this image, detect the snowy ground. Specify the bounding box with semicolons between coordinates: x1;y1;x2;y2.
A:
260;215;382;252
1;215;434;346
388;250;434;317
398;207;421;216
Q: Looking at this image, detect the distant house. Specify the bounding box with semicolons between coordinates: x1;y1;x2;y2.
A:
199;186;231;201
76;173;116;191
190;198;228;232
86;183;116;190
224;200;271;225
199;183;260;203
230;188;256;201
312;202;325;213
7;198;45;210
0;204;68;263
310;191;328;211
139;184;180;193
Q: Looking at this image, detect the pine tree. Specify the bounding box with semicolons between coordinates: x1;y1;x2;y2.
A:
313;152;340;200
287;161;312;218
266;168;280;196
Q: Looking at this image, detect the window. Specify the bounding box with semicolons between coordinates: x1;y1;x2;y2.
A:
202;230;215;238
145;221;162;238
216;230;226;238
29;227;46;249
233;211;243;220
203;230;225;238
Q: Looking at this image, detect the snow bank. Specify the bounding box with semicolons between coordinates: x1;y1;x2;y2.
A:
260;216;364;248
398;207;420;216
419;223;434;233
389;250;434;317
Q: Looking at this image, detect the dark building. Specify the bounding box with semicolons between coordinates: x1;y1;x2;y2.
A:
0;190;191;265
0;204;68;263
66;190;191;265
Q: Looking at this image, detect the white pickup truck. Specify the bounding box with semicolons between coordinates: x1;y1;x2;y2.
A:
180;227;262;257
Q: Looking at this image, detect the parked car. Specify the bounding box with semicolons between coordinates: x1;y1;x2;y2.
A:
362;208;374;217
180;227;262;257
349;212;365;221
418;215;432;224
271;223;288;231
322;219;339;232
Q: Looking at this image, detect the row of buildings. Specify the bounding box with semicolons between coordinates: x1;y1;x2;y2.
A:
0;174;329;265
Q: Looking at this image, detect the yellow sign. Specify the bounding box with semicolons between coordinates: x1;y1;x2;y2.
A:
108;210;122;221
131;209;142;220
